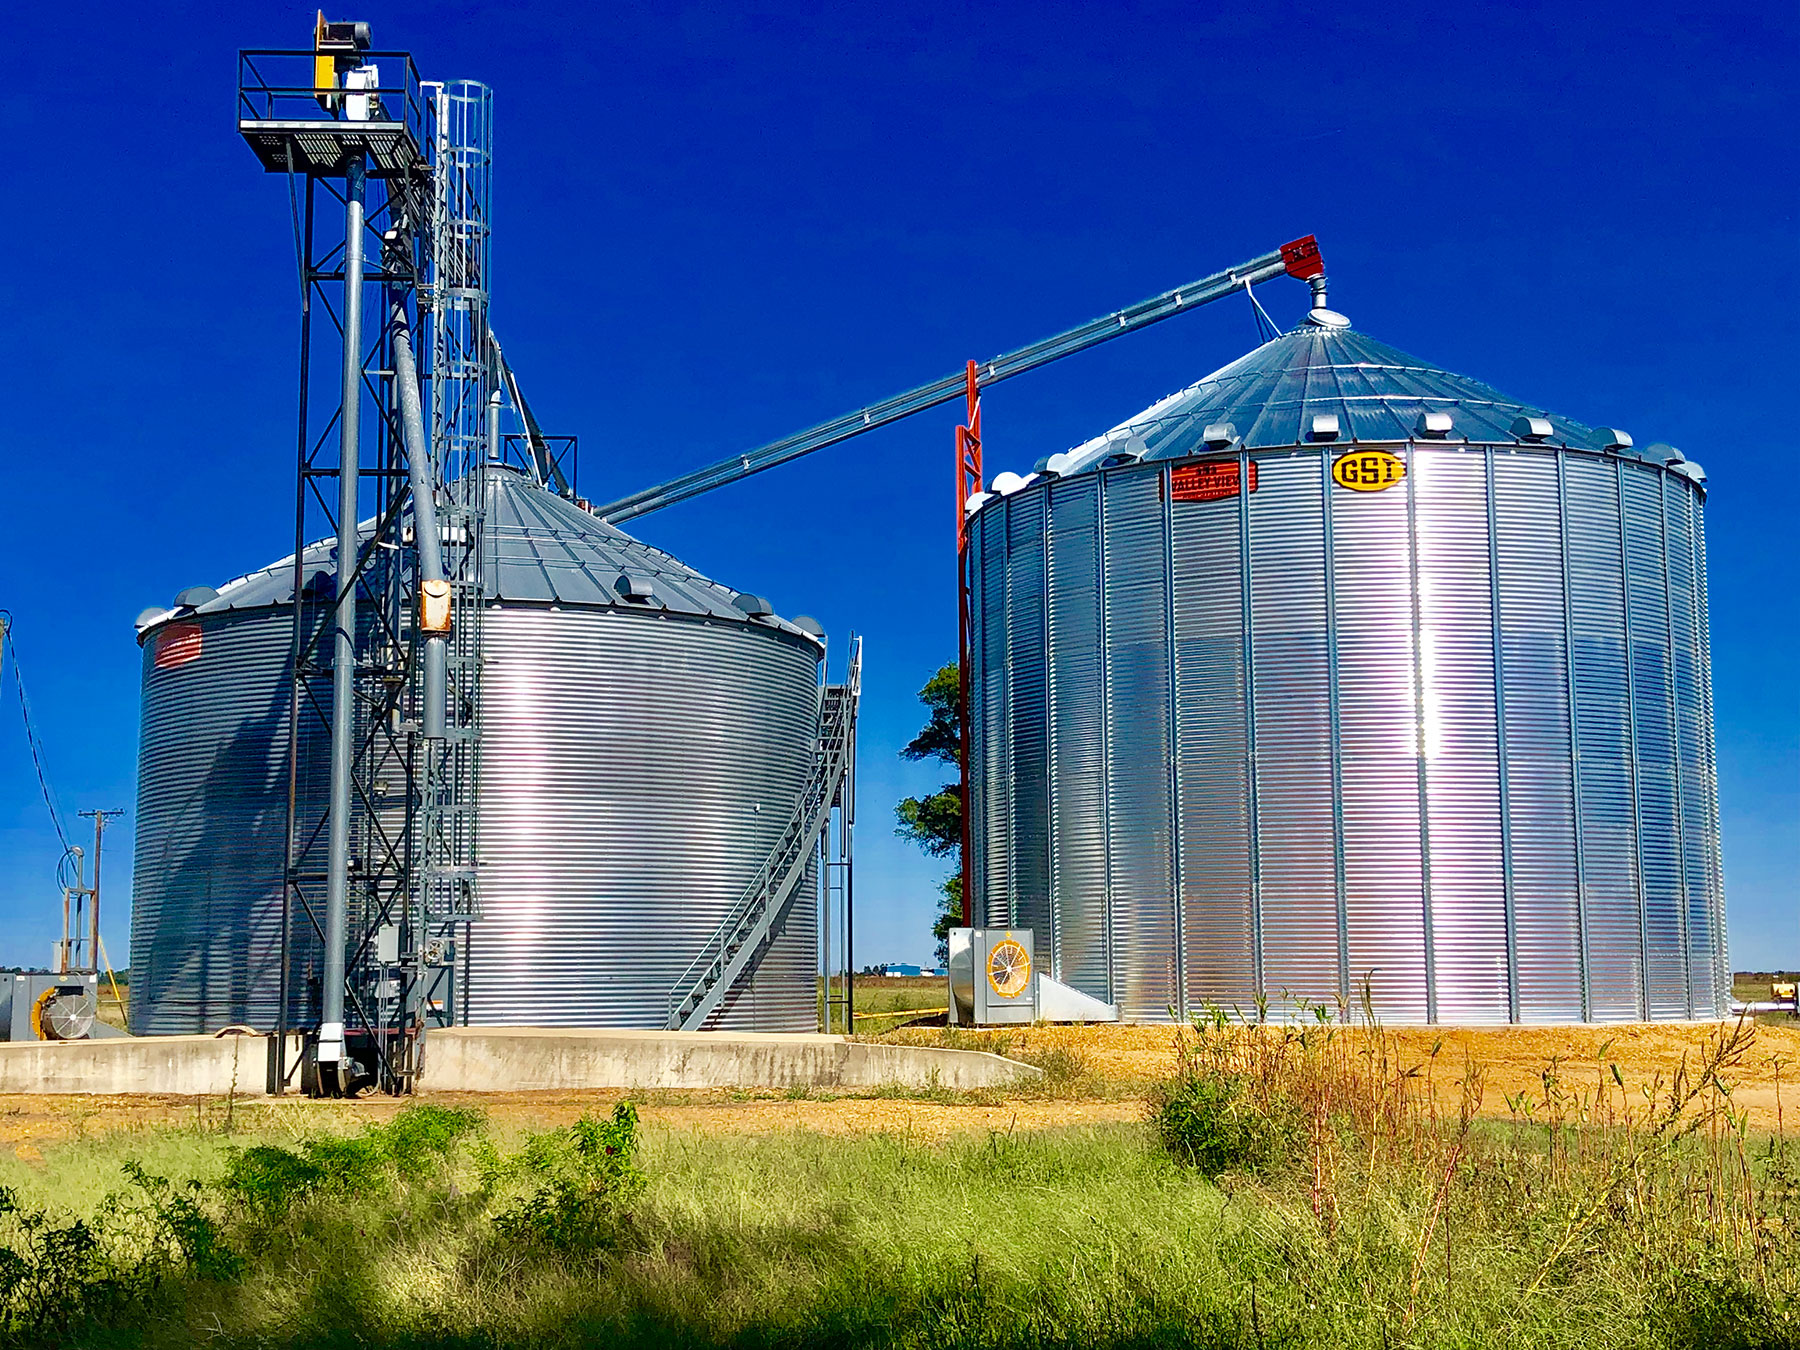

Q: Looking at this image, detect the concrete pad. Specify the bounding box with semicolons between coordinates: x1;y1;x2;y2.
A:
0;1028;1041;1096
419;1028;1042;1093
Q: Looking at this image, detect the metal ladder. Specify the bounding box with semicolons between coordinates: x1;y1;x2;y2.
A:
666;641;862;1031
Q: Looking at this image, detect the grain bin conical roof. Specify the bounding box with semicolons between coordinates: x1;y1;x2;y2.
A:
1057;320;1614;474
137;466;815;639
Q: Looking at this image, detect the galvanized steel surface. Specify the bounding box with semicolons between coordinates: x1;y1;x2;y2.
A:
129;609;328;1035
474;607;821;1030
970;328;1725;1025
129;474;826;1034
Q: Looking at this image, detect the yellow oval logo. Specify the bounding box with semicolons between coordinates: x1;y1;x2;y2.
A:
1331;448;1407;492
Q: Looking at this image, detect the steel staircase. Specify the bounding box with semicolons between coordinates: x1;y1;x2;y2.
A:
666;641;861;1031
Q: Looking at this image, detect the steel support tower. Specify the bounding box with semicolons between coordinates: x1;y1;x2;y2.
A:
239;27;484;1094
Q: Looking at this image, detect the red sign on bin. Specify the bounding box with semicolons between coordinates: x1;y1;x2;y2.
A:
154;623;203;670
1170;460;1257;503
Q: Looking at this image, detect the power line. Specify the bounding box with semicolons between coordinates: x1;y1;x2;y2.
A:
0;613;73;854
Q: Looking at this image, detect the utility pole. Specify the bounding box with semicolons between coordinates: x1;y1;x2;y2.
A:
76;810;124;974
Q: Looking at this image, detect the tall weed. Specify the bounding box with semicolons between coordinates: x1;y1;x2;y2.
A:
486;1101;645;1255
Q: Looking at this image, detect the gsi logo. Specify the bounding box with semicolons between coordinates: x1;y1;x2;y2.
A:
1331;448;1407;492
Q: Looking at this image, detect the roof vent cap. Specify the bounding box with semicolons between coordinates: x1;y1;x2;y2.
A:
1098;431;1147;468
1597;427;1635;452
732;592;773;618
1032;455;1062;479
964;491;993;516
135;606;171;631
1201;421;1238;449
792;616;826;642
172;585;220;610
1042;452;1074;477
1511;415;1554;442
1414;410;1455;439
1308;413;1341;442
1672;459;1707;484
990;471;1028;496
1304;307;1351;329
615;573;660;604
1645;441;1682;464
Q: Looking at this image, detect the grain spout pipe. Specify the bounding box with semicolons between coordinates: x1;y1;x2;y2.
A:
388;293;447;741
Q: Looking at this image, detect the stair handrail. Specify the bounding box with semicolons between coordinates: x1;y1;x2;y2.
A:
664;648;860;1029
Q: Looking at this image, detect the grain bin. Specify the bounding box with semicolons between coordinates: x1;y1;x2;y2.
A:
966;311;1724;1024
130;466;825;1034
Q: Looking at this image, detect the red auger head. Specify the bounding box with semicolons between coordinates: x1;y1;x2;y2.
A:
1280;235;1324;281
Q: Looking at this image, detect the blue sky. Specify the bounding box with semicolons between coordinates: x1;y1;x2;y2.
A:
0;0;1794;973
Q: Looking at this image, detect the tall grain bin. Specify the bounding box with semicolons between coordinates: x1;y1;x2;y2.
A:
967;311;1724;1024
130;467;824;1034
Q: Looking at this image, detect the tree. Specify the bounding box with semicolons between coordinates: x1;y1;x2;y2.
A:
894;662;964;966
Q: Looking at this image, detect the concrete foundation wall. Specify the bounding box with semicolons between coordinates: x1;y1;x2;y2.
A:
0;1029;1040;1096
0;1033;279;1096
418;1028;1041;1093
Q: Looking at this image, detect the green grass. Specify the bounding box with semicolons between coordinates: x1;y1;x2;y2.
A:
4;1074;1794;1347
3;1010;1793;1349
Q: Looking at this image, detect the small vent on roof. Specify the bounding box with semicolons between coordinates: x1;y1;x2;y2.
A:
615;573;659;604
1308;413;1341;442
135;606;171;631
1042;452;1074;477
1032;455;1062;479
1098;431;1147;468
792;616;826;641
1414;411;1454;439
990;471;1030;496
1597;427;1635;452
964;491;992;516
1672;459;1706;483
1511;416;1554;442
1201;422;1238;449
1645;442;1681;464
732;592;773;618
172;585;220;610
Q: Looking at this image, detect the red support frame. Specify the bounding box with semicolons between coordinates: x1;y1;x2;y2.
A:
954;360;982;926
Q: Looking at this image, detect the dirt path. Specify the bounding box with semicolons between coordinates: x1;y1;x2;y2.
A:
0;1089;1144;1155
891;1018;1800;1130
5;1017;1796;1158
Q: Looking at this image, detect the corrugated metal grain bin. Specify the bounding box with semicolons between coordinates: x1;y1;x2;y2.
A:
968;313;1725;1024
129;467;824;1034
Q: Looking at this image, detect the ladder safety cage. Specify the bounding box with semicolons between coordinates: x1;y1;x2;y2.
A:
667;638;863;1033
